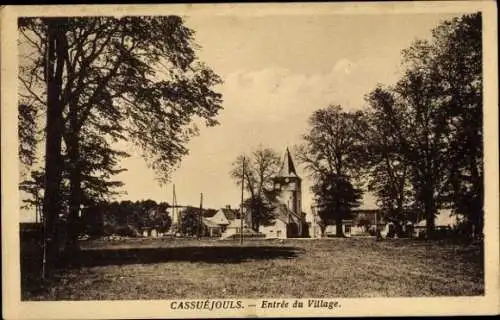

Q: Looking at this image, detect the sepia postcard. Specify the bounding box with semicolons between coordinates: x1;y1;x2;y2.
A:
1;1;499;319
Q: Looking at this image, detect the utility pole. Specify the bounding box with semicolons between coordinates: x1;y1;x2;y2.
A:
198;193;203;239
240;156;245;245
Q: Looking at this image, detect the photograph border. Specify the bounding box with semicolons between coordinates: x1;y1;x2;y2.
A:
2;2;499;318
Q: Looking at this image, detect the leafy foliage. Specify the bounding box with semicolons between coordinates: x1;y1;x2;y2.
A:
179;206;202;236
18;104;39;172
362;13;483;236
242;191;278;230
297;105;368;182
364;86;413;220
312;173;362;235
230;146;281;230
298;105;367;236
92;200;172;237
19;16;223;183
18;16;223;255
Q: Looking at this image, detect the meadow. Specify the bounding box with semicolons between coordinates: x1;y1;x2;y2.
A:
21;237;484;300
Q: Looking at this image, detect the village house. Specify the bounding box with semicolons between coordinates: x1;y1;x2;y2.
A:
324;219;355;237
258;148;308;239
220;218;258;239
309;207;383;238
305;209;322;239
260;204;307;239
202;205;238;237
350;208;381;236
413;208;462;238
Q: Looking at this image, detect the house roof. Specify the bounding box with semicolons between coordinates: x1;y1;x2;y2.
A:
203;218;221;228
202;210;218;218
220;208;238;221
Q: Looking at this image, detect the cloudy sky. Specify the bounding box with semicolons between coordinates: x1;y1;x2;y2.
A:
19;9;467;221
114;12;463;212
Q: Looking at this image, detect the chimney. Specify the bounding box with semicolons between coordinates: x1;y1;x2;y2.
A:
225;205;231;209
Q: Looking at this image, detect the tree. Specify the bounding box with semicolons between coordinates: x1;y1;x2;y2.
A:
18;16;223;257
230;146;281;231
395;57;451;236
360;13;483;238
179;206;201;236
433;13;483;236
72;130;128;207
19;169;45;223
18;104;39;174
393;13;482;237
297;105;367;237
36;18;68;274
312;173;362;237
242;193;277;230
364;86;413;221
19;130;128;233
94;200;172;237
149;203;172;233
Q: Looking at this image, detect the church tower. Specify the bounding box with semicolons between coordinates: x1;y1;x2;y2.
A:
273;148;302;215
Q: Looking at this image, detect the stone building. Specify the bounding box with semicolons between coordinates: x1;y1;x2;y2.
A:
258;148;308;238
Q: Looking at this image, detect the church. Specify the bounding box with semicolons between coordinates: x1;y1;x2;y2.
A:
258;148;309;239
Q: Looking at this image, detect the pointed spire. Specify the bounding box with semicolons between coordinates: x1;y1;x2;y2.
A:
279;147;298;177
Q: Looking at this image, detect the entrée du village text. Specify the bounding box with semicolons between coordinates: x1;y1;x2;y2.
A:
261;299;341;310
169;299;341;311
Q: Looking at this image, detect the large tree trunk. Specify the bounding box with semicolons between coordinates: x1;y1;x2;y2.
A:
319;223;326;238
335;216;344;237
42;19;67;278
253;203;261;232
65;101;81;253
424;190;436;239
470;154;483;238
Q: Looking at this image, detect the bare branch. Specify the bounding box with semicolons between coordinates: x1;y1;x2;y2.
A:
19;29;44;54
18;75;45;105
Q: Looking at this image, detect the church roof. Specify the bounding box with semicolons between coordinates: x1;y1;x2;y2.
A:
278;148;298;177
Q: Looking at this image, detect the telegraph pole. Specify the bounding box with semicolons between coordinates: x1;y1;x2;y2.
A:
240;157;245;245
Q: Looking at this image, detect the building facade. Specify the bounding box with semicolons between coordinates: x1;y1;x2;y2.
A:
259;148;308;238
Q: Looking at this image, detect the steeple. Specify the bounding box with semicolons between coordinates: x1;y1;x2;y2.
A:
279;147;298;177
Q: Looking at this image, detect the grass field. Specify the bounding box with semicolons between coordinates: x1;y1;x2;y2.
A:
21;237;484;300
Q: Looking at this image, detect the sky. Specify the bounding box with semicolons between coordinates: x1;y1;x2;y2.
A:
113;13;462;210
20;11;465;221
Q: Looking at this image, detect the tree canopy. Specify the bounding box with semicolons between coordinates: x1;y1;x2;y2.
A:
362;12;482;236
230;146;281;231
297;105;367;237
18;16;223;270
299;13;482;238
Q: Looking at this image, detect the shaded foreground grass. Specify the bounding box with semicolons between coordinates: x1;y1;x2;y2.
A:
21;238;483;300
